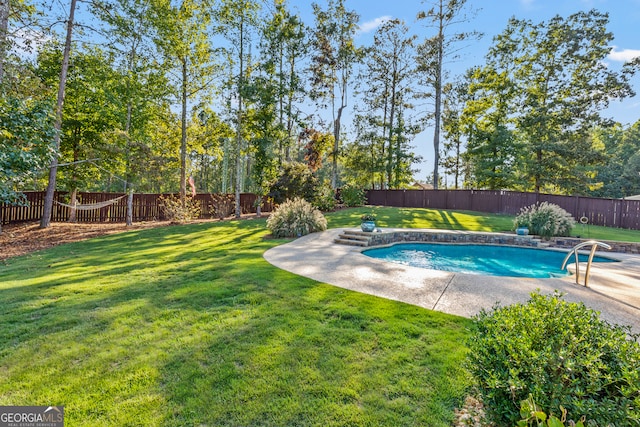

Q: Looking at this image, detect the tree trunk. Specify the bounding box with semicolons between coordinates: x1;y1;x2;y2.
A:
387;74;397;188
180;57;188;207
432;7;444;190
255;195;262;217
332;111;341;189
0;0;9;87
126;189;133;226
234;16;244;218
124;44;136;193
40;0;77;228
69;188;77;222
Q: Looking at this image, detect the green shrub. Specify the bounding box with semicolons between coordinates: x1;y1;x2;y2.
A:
266;197;327;238
516;395;587;427
313;184;337;211
158;194;201;222
340;184;367;207
514;202;575;239
467;291;640;426
268;162;318;205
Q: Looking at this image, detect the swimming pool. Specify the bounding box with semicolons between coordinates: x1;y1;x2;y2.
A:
363;243;617;278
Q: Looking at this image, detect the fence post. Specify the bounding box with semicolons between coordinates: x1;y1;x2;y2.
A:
618;199;624;229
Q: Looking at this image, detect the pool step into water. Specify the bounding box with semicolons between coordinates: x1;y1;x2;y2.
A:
334;230;373;247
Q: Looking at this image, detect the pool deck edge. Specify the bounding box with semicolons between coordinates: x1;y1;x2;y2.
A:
263;228;640;335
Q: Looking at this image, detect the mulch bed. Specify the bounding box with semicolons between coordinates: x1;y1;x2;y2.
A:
0;221;171;261
0;213;270;262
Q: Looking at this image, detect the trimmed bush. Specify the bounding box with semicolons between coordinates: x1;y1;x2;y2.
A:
467;292;640;426
514;202;575;239
266;197;327;238
340;184;367;207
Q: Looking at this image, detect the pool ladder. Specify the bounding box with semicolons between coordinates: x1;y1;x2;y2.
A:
560;240;611;287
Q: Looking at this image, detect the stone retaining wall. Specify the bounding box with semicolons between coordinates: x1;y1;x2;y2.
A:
367;231;541;248
549;237;640;254
365;230;640;254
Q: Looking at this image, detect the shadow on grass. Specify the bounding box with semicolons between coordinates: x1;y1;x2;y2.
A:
0;219;471;426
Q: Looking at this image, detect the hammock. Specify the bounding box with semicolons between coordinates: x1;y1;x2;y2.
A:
54;195;127;210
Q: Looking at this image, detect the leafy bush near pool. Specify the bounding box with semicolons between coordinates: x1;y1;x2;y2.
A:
516;395;589;427
467;292;640;426
514;202;575;238
267;197;327;238
339;184;367;207
313;183;337;211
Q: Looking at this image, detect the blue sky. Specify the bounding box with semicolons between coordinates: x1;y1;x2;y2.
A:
289;0;640;183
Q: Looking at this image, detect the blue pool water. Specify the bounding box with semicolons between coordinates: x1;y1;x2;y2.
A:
363;243;616;278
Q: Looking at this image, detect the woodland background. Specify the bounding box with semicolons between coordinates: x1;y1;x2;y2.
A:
2;0;640;223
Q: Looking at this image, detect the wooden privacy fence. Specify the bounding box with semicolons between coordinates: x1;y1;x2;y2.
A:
0;192;273;226
4;189;640;230
366;189;640;231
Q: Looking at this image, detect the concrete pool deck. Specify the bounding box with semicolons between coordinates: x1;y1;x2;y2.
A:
263;228;640;335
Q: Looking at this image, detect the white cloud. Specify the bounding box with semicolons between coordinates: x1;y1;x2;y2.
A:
520;0;536;8
358;15;392;34
608;46;640;62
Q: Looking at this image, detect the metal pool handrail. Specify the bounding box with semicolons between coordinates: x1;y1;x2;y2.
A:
561;240;612;287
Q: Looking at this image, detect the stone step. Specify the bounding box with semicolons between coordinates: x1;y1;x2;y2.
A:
333;238;369;247
337;233;371;242
341;229;367;235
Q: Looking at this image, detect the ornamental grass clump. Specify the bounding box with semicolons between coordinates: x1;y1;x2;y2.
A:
267;197;327;238
467;292;640;426
514;202;575;239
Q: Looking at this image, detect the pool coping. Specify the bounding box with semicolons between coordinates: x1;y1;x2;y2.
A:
263;228;640;335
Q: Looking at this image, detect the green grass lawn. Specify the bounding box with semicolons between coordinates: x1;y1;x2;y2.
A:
2;207;639;426
0;212;472;426
328;206;640;242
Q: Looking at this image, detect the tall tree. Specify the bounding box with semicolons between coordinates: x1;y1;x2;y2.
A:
462;65;520;190
152;0;214;204
259;0;307;161
355;18;420;189
309;0;360;189
441;81;467;189
244;77;280;216
36;45;125;201
216;0;260;217
40;0;77;228
416;0;480;189
189;108;233;193
92;0;170;192
487;10;638;193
